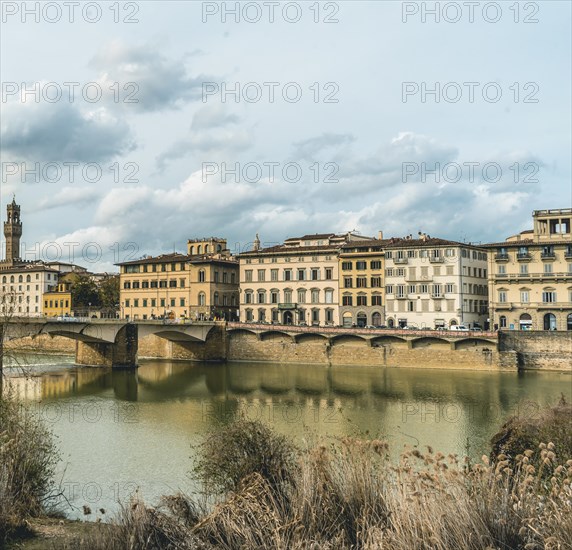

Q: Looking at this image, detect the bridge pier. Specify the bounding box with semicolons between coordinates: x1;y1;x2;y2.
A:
76;324;138;369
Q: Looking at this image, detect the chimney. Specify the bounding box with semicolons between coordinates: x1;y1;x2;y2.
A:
377;230;383;240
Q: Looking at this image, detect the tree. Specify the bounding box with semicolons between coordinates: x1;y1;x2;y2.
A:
71;275;99;309
98;274;119;310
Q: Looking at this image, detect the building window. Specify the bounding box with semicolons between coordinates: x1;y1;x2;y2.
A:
357;295;367;306
544;263;553;274
298;269;305;281
499;315;507;328
311;268;320;280
356;261;366;270
408;285;416;294
198;292;206;306
271;269;278;281
324;289;334;304
342;261;353;270
170;298;176;307
244;291;253;304
371;277;381;287
357;277;367;288
520;264;528;275
169;280;177;288
297;289;306;303
371;295;382;306
311;289;320;303
325;268;333;280
542;290;556;303
257;291;265;304
143;299;148;307
180;298;185;307
257;270;265;282
271;291;279;304
214;271;219;283
520;290;529;303
386;285;394;294
498;290;507;303
284;270;292;281
370;260;382;270
498;265;506;274
342;295;353;306
214;292;220;305
284;290;293;303
445;283;455;294
244;270;252;282
407;301;414;312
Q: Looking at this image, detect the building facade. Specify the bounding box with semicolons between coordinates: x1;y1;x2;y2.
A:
117;238;239;321
1;199;83;317
338;236;386;327
486;209;572;331
382;234;489;329
238;233;375;326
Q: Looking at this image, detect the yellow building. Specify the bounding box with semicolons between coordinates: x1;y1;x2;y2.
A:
486;209;572;331
43;277;73;317
117;238;239;321
338;235;386;327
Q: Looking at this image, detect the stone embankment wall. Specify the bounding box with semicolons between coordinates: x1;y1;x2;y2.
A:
224;330;516;370
4;334;76;355
499;331;572;372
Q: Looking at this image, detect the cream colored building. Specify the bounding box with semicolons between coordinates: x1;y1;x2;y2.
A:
117;238;239;321
238;233;374;326
383;234;489;329
486;209;572;331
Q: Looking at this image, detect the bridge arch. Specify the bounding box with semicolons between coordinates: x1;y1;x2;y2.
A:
410;337;450;349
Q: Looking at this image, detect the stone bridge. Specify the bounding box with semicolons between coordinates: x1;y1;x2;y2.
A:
2;318;218;368
226;322;498;350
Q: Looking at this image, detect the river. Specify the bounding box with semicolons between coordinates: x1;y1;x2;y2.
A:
3;354;570;521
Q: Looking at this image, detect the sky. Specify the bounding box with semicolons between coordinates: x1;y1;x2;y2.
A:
1;0;571;272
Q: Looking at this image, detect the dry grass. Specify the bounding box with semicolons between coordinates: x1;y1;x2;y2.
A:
61;418;572;550
0;392;60;543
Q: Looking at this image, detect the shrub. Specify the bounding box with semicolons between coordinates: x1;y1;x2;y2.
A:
193;420;299;497
0;392;59;542
490;396;572;465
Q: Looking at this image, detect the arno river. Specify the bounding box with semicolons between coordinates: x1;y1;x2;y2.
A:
3;354;571;521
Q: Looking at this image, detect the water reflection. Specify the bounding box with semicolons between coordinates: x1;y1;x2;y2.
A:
4;358;570;520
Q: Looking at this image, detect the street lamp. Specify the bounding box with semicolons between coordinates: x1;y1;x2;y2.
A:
88;302;91;320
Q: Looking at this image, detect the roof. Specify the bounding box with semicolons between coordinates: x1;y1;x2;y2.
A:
482;238;572;248
238;243;343;257
0;262;59;274
285;233;336;241
382;237;485;249
116;252;237;266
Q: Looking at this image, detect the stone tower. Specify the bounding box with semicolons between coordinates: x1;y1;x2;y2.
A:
3;197;22;264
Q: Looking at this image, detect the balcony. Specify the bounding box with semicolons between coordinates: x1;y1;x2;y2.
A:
394;257;408;264
395;294;407;300
541;252;556;260
431;293;444;299
495;253;509;261
429;256;444;263
516;253;532;261
565;250;572;259
278;303;298;310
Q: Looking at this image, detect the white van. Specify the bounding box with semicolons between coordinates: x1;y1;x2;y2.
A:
449;325;469;331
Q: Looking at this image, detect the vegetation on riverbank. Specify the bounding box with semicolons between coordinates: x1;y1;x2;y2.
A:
2;401;571;549
0;393;60;544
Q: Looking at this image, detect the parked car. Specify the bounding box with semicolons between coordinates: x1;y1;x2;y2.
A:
449;325;469;331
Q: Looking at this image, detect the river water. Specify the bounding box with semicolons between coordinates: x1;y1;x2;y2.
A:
3;354;570;521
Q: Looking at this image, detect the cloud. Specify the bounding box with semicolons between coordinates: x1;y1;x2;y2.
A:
34;186;102;211
155;105;251;170
1;101;135;164
90;40;213;112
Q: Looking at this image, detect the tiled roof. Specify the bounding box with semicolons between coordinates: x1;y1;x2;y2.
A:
116;252;237;266
482;238;571;248
238;244;342;257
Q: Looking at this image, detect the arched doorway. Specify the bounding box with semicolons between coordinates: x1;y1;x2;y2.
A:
342;312;353;328
543;313;556;331
372;312;382;326
519;313;532;330
568;313;572;331
387;318;395;328
283;311;293;325
356;312;367;328
449;319;458;327
499;315;507;329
